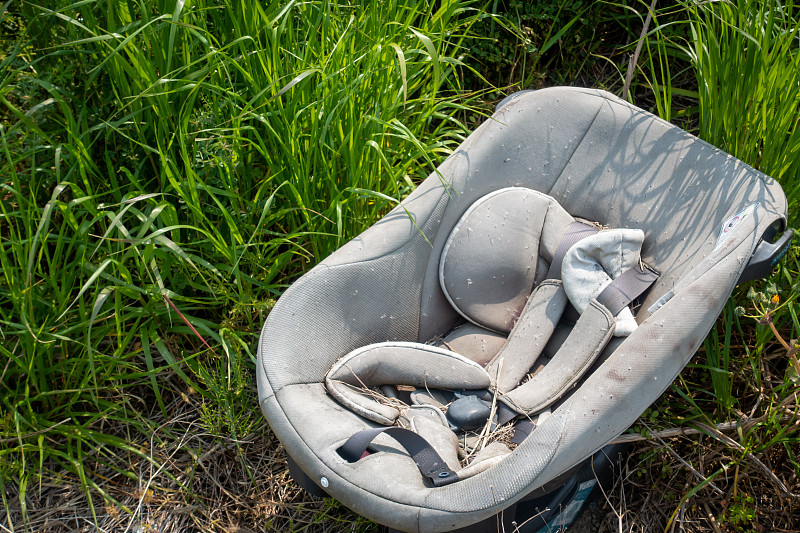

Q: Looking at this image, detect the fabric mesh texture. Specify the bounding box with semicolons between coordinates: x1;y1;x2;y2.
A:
259;191;449;394
545;94;784;318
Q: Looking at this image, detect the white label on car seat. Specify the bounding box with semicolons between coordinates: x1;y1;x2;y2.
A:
714;203;759;251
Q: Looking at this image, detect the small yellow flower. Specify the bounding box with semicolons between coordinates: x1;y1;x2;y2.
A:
771;294;780;305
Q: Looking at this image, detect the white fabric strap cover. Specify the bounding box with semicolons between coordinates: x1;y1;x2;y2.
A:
546;221;599;279
561;229;646;336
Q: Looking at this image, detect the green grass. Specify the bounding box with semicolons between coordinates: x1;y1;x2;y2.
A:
617;0;800;527
466;0;607;88
627;0;800;195
630;0;800;409
3;0;800;530
687;0;800;219
0;0;486;525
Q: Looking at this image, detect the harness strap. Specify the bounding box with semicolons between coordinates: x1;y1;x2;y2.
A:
334;222;660;485
502;298;616;415
338;427;460;487
510;419;536;445
494;401;519;428
546;221;600;279
485;280;568;393
485;223;600;395
597;263;660;316
500;265;659;442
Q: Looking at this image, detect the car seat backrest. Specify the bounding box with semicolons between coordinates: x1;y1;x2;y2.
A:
418;88;784;341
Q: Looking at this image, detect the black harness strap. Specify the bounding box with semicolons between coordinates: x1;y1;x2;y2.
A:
547;221;600;279
494;401;519;428
597;263;660;316
338;427;459;487
510;419;536;445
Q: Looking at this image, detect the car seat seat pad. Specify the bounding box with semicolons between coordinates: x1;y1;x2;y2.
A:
324;188;659;485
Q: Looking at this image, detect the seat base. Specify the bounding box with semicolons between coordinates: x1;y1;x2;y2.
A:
286;443;630;533
396;443;628;533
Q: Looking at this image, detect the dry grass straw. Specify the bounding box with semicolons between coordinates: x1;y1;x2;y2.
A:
326;378;518;468
7;370;798;532
330;380;411;414
590;427;800;533
590;370;800;531
0;375;374;533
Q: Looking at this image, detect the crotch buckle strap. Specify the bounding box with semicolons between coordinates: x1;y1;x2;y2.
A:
338;427;460;487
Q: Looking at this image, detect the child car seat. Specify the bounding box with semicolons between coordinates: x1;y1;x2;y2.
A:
256;87;791;532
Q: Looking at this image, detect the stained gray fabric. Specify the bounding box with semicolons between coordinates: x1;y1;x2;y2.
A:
326;342;491;425
410;389;450;410
458;442;512;479
417;92;604;342
257;87;789;533
502;299;615;414
399;405;450;429
259;190;449;396
546;94;785;319
338;426;460;487
326;381;400;426
409;415;461;473
260;212;769;533
485;280;567;392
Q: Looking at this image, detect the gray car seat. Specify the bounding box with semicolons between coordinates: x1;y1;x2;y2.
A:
256;87;790;532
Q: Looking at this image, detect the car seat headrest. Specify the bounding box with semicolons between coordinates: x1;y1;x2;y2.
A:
438;187;574;333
